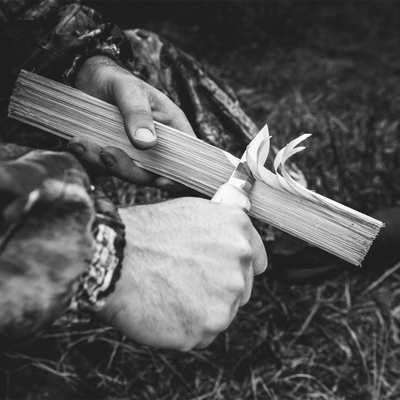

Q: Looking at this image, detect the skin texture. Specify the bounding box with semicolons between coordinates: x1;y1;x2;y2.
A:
97;198;267;351
69;56;195;190
67;55;268;350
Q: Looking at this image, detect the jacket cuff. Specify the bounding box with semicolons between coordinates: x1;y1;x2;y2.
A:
56;185;126;324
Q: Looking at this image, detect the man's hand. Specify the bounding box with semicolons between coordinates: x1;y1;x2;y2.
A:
96;198;267;351
68;55;195;191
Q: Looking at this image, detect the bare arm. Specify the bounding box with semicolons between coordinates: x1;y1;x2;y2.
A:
96;198;267;351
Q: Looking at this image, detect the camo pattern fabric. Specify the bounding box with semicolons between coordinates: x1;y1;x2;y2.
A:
0;0;298;156
0;143;95;348
0;0;309;322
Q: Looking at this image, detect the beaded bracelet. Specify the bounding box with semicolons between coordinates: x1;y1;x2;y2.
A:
66;206;126;313
69;222;122;313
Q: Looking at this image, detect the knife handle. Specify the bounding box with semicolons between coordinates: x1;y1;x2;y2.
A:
211;183;252;212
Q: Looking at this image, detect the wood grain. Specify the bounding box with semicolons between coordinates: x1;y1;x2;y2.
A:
8;70;384;265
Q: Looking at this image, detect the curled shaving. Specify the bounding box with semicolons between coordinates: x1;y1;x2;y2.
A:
246;124;313;196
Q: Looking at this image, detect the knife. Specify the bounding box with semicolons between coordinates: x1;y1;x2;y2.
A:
211;150;255;211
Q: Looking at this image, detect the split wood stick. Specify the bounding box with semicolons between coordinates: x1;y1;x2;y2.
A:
8;70;384;265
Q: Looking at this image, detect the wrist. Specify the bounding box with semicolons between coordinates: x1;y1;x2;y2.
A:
74;55;116;97
64;39;120;88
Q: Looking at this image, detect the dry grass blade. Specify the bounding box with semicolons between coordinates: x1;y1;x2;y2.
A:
358;262;400;299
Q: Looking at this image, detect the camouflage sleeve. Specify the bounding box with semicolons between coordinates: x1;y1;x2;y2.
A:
0;0;258;153
0;143;125;349
0;0;133;117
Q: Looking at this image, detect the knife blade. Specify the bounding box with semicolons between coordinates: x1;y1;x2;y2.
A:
211;150;255;211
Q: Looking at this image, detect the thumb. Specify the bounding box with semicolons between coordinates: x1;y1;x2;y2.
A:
109;76;157;150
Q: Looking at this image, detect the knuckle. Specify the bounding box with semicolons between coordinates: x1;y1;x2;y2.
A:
206;309;232;333
241;289;252;307
163;329;200;352
229;271;246;295
229;207;251;228
131;104;152;119
234;237;252;260
163;335;193;352
149;91;187;121
195;336;217;350
148;89;171;109
176;340;196;352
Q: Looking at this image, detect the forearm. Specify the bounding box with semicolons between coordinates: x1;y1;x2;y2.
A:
0;144;126;350
0;146;95;349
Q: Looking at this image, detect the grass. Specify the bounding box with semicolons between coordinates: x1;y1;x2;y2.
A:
1;1;400;399
3;265;400;399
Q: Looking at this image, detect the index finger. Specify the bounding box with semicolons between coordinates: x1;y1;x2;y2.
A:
250;226;268;275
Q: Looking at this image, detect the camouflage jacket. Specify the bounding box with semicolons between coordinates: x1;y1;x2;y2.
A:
0;0;262;348
0;0;131;119
0;0;132;348
0;0;259;148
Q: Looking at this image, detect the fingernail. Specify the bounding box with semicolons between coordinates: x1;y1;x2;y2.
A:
68;143;85;157
134;128;156;143
100;152;115;167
